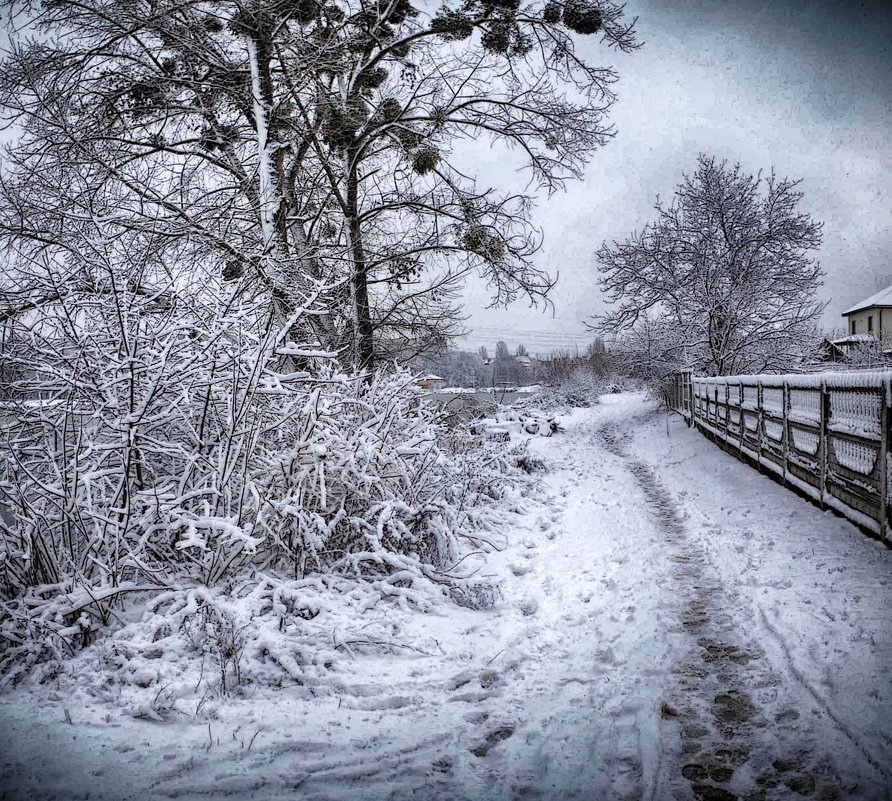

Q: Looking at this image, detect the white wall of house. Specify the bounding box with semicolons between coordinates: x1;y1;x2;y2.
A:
845;306;889;337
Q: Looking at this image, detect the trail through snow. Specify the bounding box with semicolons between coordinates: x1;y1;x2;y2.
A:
2;393;890;800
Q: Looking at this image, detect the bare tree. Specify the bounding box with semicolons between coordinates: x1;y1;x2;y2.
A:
0;0;345;368
492;339;521;383
593;155;824;376
586;337;606;356
0;0;638;375
494;340;512;360
291;0;640;371
608;314;681;384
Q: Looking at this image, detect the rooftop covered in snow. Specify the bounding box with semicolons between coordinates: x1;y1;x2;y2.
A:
830;333;881;346
843;284;892;316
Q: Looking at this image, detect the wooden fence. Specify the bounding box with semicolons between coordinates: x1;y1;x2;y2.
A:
666;370;892;543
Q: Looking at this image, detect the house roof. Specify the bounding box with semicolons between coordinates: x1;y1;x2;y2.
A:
842;284;892;316
830;333;879;346
420;374;444;381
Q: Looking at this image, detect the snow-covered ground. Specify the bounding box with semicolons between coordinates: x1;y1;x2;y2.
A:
2;393;890;800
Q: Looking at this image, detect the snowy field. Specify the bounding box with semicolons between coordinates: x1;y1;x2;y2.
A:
2;392;890;800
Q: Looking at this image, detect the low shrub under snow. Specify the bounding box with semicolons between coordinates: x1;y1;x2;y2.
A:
521;369;604;411
0;360;531;694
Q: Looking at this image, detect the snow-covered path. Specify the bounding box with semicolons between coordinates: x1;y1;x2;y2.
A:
597;399;892;800
2;393;891;800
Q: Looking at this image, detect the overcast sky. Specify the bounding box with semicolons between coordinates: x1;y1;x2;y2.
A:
458;0;892;357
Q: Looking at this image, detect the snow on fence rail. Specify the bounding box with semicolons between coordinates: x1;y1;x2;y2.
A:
666;370;892;542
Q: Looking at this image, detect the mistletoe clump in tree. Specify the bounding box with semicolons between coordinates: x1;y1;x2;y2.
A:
594;155;824;378
298;0;640;369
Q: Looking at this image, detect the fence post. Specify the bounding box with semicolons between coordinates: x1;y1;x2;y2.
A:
782;380;789;487
757;381;763;472
691;379;697;428
820;381;829;509
686;372;693;426
723;382;729;438
879;393;888;540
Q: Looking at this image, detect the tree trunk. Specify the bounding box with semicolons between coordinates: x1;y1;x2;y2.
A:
346;154;374;375
248;31;340;361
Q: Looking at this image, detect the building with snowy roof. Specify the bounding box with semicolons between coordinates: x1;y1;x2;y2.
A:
416;374;445;390
842;285;892;338
515;354;537;373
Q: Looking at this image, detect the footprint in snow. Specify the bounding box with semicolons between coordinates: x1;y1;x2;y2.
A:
447;670;476;692
478;669;502;689
449;690;496;704
470;725;515;757
430;756;454;774
518;598;539;617
774;708;799;725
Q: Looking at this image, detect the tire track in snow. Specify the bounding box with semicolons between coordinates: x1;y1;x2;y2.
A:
596;418;853;801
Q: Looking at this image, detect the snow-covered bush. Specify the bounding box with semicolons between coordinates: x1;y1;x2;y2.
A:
0;285;524;687
526;368;603;410
599;372;639;394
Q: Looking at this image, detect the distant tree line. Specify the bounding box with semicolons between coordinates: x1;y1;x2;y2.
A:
415;336;610;387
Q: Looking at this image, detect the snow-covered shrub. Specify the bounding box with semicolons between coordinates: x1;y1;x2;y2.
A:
476;410;560;438
525;368;603;410
0;284;524;687
67;562;521;702
254;373;522;580
513;451;547;474
599;372;639;394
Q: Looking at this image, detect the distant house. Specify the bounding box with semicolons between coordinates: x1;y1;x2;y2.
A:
416;374;445;390
824;333;884;362
842;285;892;338
814;338;846;363
516;355;536;374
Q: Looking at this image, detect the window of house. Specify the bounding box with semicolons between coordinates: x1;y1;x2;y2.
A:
851;319;857;334
868;315;874;332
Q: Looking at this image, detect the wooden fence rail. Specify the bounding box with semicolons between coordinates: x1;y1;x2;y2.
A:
666;370;892;543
